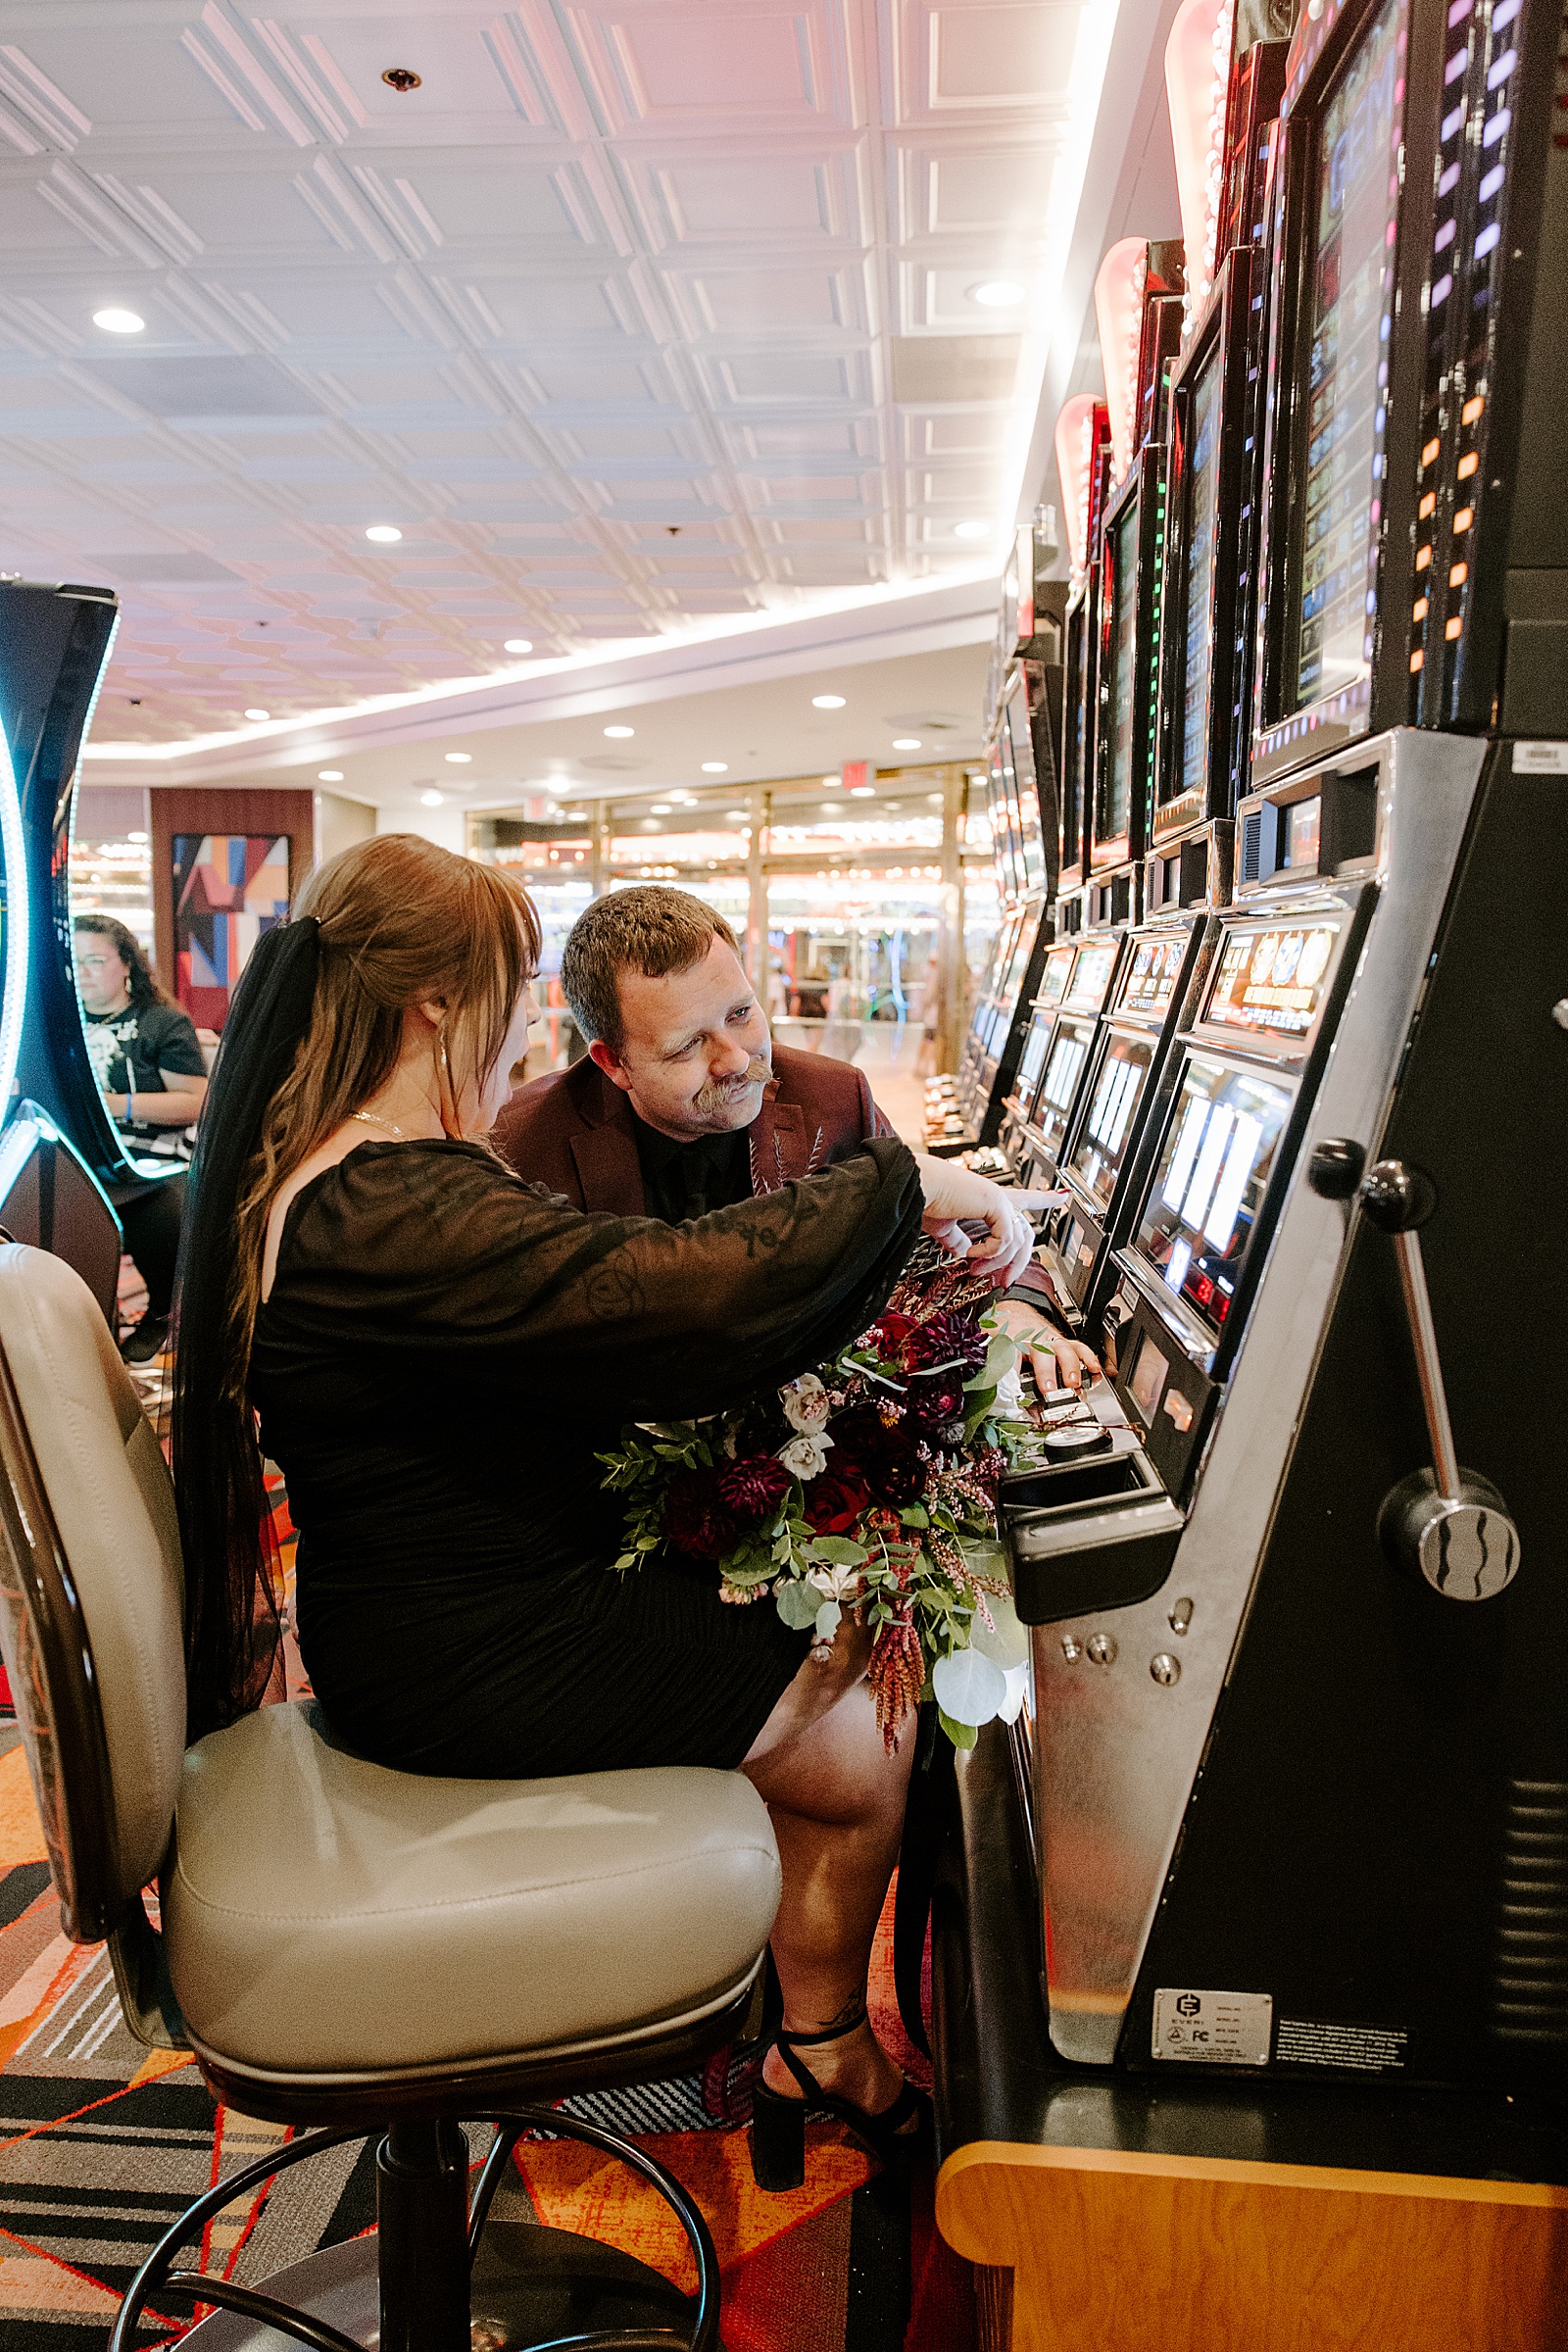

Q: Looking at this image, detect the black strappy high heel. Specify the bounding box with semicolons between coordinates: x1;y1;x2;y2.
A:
748;2002;929;2192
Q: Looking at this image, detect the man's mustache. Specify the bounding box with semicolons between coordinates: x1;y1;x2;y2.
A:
694;1054;771;1111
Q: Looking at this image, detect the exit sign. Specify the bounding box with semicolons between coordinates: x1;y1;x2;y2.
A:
842;761;868;792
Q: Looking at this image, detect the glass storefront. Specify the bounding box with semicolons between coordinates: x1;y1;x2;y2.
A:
471;768;967;1126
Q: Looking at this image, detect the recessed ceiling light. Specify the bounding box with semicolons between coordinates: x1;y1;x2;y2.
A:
604;724;635;739
953;520;989;540
93;307;144;333
366;524;403;543
701;760;727;773
820;774;838;786
504;638;533;654
651;803;673;814
811;694;846;710
318;769;344;782
892;737;922;751
849;784;876;797
445;751;472;763
821;802;842;812
419;789;445;807
244;708;270;721
968;280;1026;309
725;809;747;819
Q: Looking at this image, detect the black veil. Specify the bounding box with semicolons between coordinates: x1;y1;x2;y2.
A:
172;917;321;1744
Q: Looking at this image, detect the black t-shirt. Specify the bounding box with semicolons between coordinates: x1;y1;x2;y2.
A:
629;1109;751;1222
82;997;206;1151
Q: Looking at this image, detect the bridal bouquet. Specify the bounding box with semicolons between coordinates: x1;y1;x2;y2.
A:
599;1250;1037;1748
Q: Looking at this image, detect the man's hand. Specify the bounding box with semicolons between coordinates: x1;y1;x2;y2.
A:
990;1297;1102;1395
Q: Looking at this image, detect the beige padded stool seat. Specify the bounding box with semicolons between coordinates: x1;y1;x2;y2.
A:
0;1242;782;2352
170;1709;779;2090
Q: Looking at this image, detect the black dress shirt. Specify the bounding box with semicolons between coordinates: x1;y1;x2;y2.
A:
629;1111;752;1221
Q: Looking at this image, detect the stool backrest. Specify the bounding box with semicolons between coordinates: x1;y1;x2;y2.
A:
0;1242;184;1936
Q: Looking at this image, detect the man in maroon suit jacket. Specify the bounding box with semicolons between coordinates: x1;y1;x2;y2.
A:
493;885;893;1218
495;884;1098;1391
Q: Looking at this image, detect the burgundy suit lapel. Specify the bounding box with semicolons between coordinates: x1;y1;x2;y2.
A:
570;1072;646;1216
750;1090;816;1194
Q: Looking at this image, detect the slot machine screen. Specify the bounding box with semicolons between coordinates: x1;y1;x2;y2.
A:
1291;0;1407;710
1100;495;1141;846
1135;1056;1296;1333
1202;920;1341;1043
1068;1033;1156;1211
965;914;1016;1057
1014;1010;1053;1106
1177;348;1222;806
987;751;1021;901
1064;938;1117;1011
992;907;1041;1032
1116;933;1188;1018
1034;1022;1092;1162
1039;944;1076;1007
1009;702;1048;895
1061;603;1087;869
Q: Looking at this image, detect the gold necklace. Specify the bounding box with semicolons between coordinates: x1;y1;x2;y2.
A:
351;1109;414;1141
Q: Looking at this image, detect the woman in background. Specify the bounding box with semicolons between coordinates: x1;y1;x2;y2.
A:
74;913;207;1362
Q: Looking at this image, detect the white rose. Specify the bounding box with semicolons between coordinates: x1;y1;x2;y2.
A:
994;1367;1023;1413
778;1432;833;1481
780;1374;831;1434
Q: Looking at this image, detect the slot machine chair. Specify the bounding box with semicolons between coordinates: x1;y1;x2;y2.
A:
0;1243;782;2352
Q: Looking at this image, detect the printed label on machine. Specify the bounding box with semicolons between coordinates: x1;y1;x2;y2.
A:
1152;1987;1273;2066
1512;742;1568;774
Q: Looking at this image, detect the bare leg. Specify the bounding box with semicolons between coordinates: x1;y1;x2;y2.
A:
742;1632;916;2113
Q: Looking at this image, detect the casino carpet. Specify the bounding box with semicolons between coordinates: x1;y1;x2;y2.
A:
0;1323;978;2351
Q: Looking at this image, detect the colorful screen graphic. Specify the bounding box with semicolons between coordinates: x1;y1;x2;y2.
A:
1203;922;1340;1041
172;833;290;1030
1294;0;1407;708
1116;934;1189;1017
1178;349;1221;804
1102;496;1141;846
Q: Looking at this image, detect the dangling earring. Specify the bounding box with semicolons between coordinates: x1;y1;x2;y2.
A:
436;1023;460;1138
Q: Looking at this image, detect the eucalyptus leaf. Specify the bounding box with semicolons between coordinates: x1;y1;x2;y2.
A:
899;1504;929;1530
775;1580;821;1631
937;1707;978;1750
931;1646;1008;1727
811;1537;868;1566
814;1599;842;1641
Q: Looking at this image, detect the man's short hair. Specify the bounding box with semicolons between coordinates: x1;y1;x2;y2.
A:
562;886;741;1051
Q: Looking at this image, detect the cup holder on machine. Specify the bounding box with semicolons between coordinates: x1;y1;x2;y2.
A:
1002;1441;1184;1626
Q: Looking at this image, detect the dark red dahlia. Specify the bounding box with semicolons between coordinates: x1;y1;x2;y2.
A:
868;1309;917;1358
662;1470;740;1561
903;1309;987;1378
716;1454;792;1523
833;1406;927;1507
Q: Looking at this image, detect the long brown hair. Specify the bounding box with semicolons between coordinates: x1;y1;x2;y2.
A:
173;833;539;1740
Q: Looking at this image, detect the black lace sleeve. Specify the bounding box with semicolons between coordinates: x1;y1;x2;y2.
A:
270;1134;923;1425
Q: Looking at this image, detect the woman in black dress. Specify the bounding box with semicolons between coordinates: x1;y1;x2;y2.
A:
172;833;1041;2181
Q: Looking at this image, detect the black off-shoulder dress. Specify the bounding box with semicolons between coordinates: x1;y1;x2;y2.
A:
250;1134;921;1779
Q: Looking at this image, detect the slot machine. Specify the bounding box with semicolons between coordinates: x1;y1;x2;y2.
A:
926;557;1057;1158
1000;932;1125;1207
1149;42;1287;918
0;581;131;1322
1030;912;1215;1344
976;0;1568;2097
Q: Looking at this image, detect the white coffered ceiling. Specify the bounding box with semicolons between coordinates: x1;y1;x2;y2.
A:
0;0;1135;766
